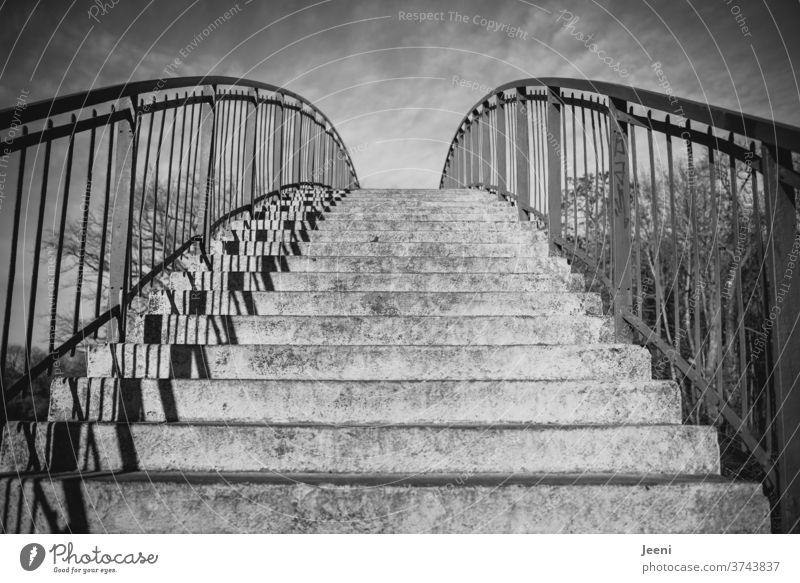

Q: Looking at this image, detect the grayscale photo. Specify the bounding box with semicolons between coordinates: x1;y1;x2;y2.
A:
0;0;798;560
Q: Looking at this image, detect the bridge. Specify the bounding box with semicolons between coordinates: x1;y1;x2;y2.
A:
0;75;798;533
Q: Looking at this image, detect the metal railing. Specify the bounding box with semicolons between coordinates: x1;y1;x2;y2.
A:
439;77;800;533
0;76;358;415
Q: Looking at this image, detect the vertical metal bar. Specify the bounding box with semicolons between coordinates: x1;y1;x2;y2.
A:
244;89;258;213
686;122;703;414
1;127;28;378
72;119;95;352
666;117;680;355
138;103;154;282
495;95;507;191
48;115;76;373
590;100;600;263
203;87;218;244
514;88;530;220
481;100;492;187
164;100;178;259
761;142;800;533
108;101;137;341
546;86;563;251
188;97;201;235
272;93;284;193
221;94;233;219
95;114;116;334
608;97;633;339
26;120;54;372
571;97;578;244
151;97;166;271
181;98;196;243
582;100;588;249
750;148;771;453
648;111;662;335
728;133;747;426
292;104;303;186
599;102;608;271
173;94;188;250
707;127;724;410
630;111;642;318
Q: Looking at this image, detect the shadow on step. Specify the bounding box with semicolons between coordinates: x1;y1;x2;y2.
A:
2;472;89;534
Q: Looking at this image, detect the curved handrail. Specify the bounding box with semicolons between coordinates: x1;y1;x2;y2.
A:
439;77;800;532
0;75;358;182
440;77;800;179
0;76;359;410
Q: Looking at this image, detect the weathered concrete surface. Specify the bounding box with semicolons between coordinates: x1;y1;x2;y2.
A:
182;255;567;274
1;187;770;533
218;229;542;244
0;422;720;474
251;211;519;221
169;271;583;293
0;474;768;533
209;241;550;257
49;378;681;424
149;290;603;317
85;343;652;380
129;314;614;345
228;219;524;231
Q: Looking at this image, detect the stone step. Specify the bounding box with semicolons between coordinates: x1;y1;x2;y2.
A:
251;211;518;221
149;291;603;317
0;473;768;533
259;200;506;209
209;241;549;257
181;254;567;274
169;271;582;293
130;315;613;345
217;229;541;244
0;421;720;475
85;343;651;380
50;378;680;425
227;219;526;231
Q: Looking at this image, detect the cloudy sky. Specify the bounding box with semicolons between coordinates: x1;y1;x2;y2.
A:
1;0;798;188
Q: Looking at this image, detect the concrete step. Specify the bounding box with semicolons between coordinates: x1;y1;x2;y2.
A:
0;473;768;533
259;200;506;209
0;421;720;475
50;378;680;425
322;211;519;221
181;255;567;274
85;343;651;380
227;219;526;231
149;291;603;317
130;315;613;345
209;241;549;257
169;271;582;293
217;229;541;244
251;210;518;221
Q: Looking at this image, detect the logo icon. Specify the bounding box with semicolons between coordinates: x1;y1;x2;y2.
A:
20;543;46;571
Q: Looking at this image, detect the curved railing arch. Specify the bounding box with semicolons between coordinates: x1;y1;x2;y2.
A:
0;76;358;409
439;77;800;532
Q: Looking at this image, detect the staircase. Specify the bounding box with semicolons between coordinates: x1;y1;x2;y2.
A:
0;188;769;533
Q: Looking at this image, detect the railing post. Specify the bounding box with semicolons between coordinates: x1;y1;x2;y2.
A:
761;142;800;533
291;103;303;186
495;93;507;191
271;92;284;193
107;97;137;342
244;89;258;212
546;86;563;252
481;100;492;187
608;96;633;340
456;131;465;187
202;86;218;245
514;87;530;220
